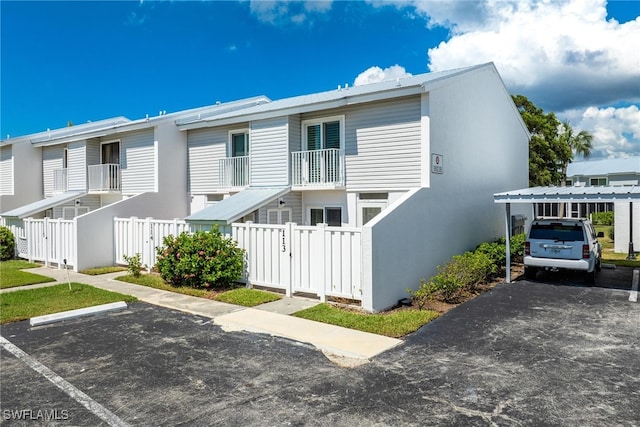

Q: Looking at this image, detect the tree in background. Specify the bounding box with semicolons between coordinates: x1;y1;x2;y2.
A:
512;95;593;187
557;120;593;185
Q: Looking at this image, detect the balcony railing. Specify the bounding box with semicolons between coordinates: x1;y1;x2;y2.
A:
88;164;120;192
219;156;250;189
52;168;68;193
291;148;344;188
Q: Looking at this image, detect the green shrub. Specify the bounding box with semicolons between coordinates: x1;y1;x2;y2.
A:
591;211;614;226
509;233;526;263
474;233;526;267
608;227;615;241
122;253;143;278
409;251;496;305
155;228;244;289
0;226;15;261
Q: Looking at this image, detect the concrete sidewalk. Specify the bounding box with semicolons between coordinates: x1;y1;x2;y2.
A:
2;266;402;362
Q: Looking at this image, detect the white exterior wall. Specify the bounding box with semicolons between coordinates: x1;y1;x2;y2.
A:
250;117;290;187
74;192;185;271
118;129;155;195
42;145;65;197
67;141;87;191
362;66;529;311
257;192;303;224
86;139;100;168
0;145;13;197
345;97;422;190
614;202;640;253
187;127;229;194
155;121;189;218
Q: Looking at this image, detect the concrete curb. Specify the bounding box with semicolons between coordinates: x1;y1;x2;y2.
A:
30;301;129;326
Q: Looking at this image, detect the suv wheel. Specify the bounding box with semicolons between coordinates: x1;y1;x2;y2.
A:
525;266;537;280
585;269;596;285
595;256;602;272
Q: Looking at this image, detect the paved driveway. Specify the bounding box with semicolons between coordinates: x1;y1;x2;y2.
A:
1;268;638;426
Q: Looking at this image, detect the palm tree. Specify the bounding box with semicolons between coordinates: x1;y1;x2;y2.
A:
558;120;593;186
556;121;593;218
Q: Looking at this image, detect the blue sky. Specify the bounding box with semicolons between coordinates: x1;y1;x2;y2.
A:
2;0;639;159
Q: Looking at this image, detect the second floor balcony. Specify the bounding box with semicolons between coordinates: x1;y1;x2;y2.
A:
88;163;120;192
291;148;345;189
219;156;250;189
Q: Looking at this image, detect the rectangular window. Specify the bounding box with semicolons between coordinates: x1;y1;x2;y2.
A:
362;207;382;225
309;207;342;226
101;141;120;165
590;177;607;186
230;131;249;157
303;117;343;151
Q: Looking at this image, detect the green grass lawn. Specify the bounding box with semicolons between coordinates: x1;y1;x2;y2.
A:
293;303;440;338
214;288;281;307
0;260;56;289
79;266;128;275
595;225;640;267
0;283;138;324
117;274;281;306
116;274;215;298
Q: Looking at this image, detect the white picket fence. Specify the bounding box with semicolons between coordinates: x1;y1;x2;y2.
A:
114;217;363;301
1;217;75;268
113;217;190;267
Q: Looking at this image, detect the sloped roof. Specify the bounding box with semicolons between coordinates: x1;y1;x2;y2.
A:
1;191;87;218
6;97;271;147
567;157;640;177
186;187;290;224
176;63;496;130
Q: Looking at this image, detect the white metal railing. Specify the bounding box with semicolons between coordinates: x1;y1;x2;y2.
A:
88;163;120;192
218;156;250;188
291;148;344;187
53;168;68;193
114;217;362;301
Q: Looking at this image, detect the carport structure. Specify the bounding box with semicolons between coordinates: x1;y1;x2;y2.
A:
494;185;640;282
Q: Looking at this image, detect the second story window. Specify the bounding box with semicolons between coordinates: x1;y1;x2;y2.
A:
303;117;343;151
230;130;249;157
590;177;607;186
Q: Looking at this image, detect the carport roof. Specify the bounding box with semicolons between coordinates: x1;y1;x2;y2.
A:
494;185;640;203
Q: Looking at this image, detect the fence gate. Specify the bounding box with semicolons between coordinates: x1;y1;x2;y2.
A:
114;217;189;268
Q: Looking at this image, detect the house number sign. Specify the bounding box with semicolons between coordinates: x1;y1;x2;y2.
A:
431;153;444;174
281;229;286;252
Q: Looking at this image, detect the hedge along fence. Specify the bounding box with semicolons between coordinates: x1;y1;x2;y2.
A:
409;234;526;307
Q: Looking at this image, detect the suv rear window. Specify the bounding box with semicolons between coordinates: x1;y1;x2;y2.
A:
529;224;585;241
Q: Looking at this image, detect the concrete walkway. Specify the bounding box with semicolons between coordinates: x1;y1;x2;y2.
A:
2;266;402;362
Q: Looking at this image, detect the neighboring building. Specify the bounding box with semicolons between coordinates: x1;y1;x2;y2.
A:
534;157;639;254
1;62;530;311
0;98;267;270
0;136;42;213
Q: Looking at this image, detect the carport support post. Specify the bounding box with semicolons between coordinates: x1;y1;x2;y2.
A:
627;202;636;260
505;203;512;283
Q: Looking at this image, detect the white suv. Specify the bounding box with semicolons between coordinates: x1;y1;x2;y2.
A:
524;218;603;283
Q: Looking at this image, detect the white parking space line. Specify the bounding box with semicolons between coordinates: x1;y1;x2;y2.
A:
629;269;639;303
0;336;129;427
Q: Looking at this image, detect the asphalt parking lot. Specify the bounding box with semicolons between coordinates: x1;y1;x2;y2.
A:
1;267;638;426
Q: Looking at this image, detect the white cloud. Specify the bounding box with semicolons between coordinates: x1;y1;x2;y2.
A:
560;105;640;159
354;65;412;86
249;1;333;25
420;0;640;112
385;0;640;158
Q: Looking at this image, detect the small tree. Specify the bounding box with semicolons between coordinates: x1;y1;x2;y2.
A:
156;228;244;289
0;226;15;261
